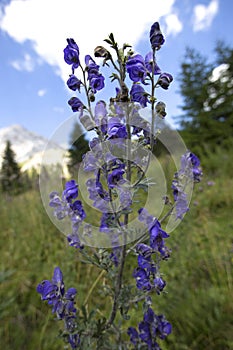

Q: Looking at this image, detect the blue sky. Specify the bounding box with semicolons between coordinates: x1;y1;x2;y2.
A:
0;0;232;143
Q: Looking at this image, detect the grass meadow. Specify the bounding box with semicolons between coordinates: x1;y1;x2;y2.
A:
0;148;232;349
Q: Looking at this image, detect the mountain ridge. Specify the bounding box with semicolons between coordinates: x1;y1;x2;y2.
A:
0;124;68;173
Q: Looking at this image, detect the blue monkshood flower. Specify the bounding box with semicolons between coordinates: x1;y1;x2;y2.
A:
99;212;118;232
157;73;173;89
138;208;170;257
37;267;80;349
89;137;100;150
137;254;152;269
171;179;189;220
86;178;110;212
138;208;154;227
85;55;99;77
90;75;105;93
154;276;166;295
141;308;171;348
109;234;122;267
131;109;150;137
67;232;84;249
109;248;120;267
107;117;127;139
176;191;189;220
64;38;80;71
156;315;172;340
136;243;153;258
68;97;84;114
172;151;202;219
68;333;80;349
83;150;103;172
70;200;86;223
85;55;105;93
127;327;139;346
171;179;179;201
63;180;78;202
130;84;149;107
149;219;169;256
49;191;69;220
150;22;165;50
128;306;171;348
181;152;202;182
67;74;82;91
117;184;133;211
49;180;86;249
145;52;162;74
37;267;74;316
94;100;108;133
126;54;148;83
107;166;125;189
133;267;151;291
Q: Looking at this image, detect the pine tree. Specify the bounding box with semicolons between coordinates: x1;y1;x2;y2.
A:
68;122;89;175
177;43;233;154
0;140;22;194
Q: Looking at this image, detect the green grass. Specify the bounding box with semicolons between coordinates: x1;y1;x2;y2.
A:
0;148;232;349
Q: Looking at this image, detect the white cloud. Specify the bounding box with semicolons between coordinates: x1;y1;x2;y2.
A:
0;0;178;82
164;13;183;36
37;89;47;97
193;0;219;32
10;53;35;72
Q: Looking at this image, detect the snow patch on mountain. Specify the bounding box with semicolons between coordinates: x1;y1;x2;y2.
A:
0;124;69;175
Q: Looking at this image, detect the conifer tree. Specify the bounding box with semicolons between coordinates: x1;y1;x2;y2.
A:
68;122;89;175
0;140;22;194
178;43;233;154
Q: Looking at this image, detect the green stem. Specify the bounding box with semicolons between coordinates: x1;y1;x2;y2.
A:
150;48;157;153
83;270;106;306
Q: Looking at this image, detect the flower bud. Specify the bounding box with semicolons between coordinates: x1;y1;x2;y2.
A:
94;46;111;59
149;22;165;50
157;73;173;90
79;114;96;131
155;101;166;118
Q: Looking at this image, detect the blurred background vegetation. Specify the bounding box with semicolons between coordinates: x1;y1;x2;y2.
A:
0;42;232;349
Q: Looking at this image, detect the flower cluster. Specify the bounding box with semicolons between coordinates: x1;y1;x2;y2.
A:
37;267;79;349
64;38;105;114
128;302;172;349
126;51;173;108
172;151;202;219
132;208;170;294
49;180;86;249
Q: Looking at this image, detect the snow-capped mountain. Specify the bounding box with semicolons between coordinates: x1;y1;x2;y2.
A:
0;124;69;174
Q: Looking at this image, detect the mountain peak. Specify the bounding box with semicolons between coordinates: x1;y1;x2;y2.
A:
0;124;64;167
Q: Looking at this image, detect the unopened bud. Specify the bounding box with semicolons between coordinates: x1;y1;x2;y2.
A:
79;114;96;131
155;101;166;118
94;46;111;59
